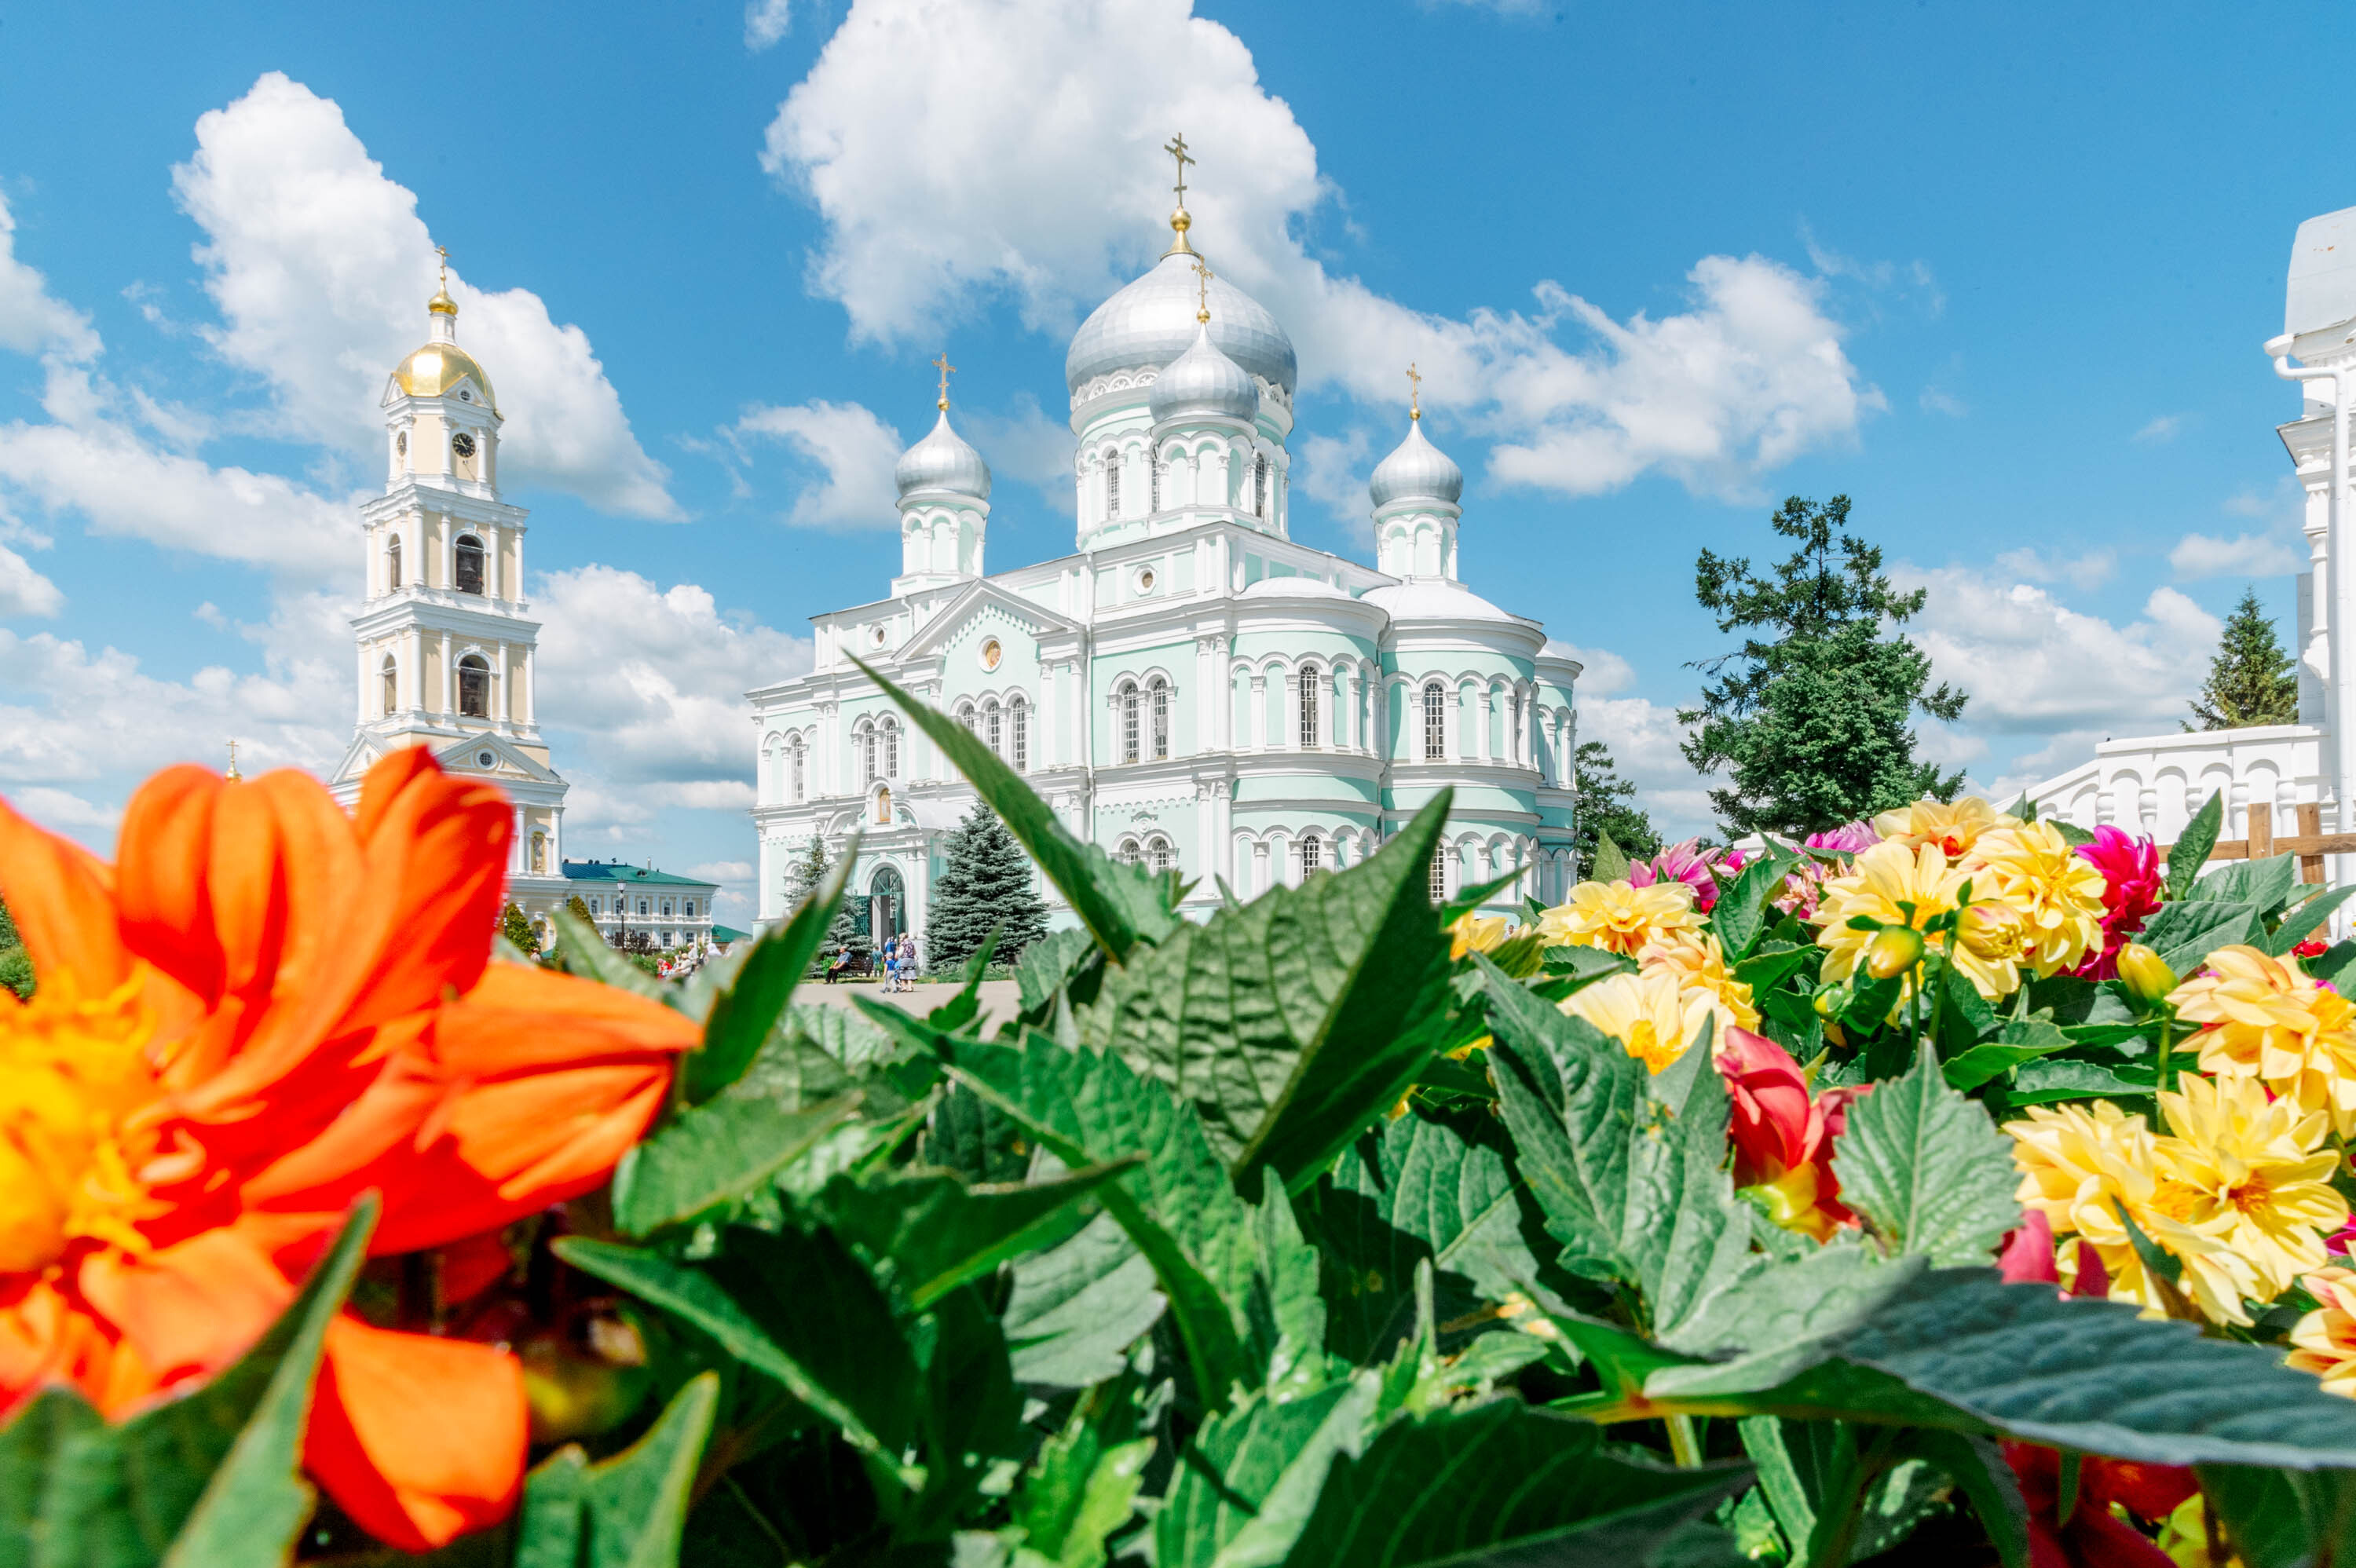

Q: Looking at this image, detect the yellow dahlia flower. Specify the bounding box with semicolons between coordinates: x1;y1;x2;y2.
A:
1448;912;1510;960
1814;840;2019;1008
2289;1266;2356;1399
1559;968;1710;1074
2150;1073;2347;1302
2171;945;2356;1138
1967;821;2106;976
1638;931;1761;1036
1871;796;2019;859
1536;879;1698;957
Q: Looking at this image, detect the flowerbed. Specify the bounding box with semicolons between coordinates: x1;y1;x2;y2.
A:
9;682;2356;1566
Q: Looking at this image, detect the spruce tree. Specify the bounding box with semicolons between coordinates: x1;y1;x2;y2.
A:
2188;587;2299;730
565;894;595;925
0;894;28;1000
926;802;1048;971
783;837;866;966
1679;495;1966;837
1570;740;1661;879
499;901;543;957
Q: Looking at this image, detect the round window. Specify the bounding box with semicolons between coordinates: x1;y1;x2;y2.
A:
1137;568;1157;592
979;638;1003;671
459;389;473;402
476;750;495;768
871;624;887;647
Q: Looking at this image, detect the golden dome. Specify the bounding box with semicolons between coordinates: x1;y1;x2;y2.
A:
427;285;457;316
392;342;497;411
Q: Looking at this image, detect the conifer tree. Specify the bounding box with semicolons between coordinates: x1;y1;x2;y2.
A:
565;894;595;925
499;901;543;958
926;802;1048;971
0;894;28;1000
781;837;865;965
2188;587;2299;730
1680;495;1966;837
1570;740;1661;879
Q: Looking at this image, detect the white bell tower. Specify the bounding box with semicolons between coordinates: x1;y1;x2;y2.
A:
328;254;572;924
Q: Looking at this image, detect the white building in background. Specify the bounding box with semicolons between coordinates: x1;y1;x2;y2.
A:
561;861;723;951
746;158;1589;948
327;265;573;927
2029;204;2353;848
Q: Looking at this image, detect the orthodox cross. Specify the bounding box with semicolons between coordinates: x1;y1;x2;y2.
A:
225;739;242;782
1407;363;1421;419
1192;258;1213;323
435;245;449;287
933;352;955;411
1163;132;1194;207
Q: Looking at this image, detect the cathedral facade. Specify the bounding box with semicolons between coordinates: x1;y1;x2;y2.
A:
329;269;573;927
748;192;1585;946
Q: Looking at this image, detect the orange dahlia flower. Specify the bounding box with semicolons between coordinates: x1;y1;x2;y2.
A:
0;750;697;1550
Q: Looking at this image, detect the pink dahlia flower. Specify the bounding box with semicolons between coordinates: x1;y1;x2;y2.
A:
2069;826;2163;978
1629;838;1721;911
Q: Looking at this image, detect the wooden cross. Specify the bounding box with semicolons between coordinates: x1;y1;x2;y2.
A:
1163;132;1194;207
1407;363;1421;420
933;352;955;411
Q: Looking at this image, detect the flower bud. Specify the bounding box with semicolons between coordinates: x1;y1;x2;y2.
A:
1958;902;2026;962
1813;982;1851;1018
1863;924;1925;981
2116;942;2177;1007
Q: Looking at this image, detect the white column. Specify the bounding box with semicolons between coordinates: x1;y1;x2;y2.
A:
1251;674;1268;751
355;643;370;725
1038;665;1057;771
441;631;455;715
511;806;525;873
407;627;423;713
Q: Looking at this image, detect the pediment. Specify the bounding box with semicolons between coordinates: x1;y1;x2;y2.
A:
432;733;563;784
893;579;1078;664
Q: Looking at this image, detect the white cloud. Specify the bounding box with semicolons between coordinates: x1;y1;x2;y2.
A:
533;565;810;835
172;72;679;518
960;393;1074;493
763;0;1876;502
2133;414;2186;444
1292;428;1375;524
731;399;903;530
1919;386;1967;418
0;542;62;618
746;0;795;47
1579;694;1712;839
8;784;123;837
0;193;101;364
1995;545;2116;591
2168;530;2304;581
1553;641;1635;696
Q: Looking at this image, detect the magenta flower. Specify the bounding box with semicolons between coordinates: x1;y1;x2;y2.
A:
2068;825;2163;978
1630;838;1721;911
1804;821;1879;854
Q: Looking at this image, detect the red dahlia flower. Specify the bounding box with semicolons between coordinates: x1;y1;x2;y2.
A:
1718;1028;1867;1241
2069;827;2164;979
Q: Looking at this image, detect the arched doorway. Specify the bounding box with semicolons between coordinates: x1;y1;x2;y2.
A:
869;863;906;946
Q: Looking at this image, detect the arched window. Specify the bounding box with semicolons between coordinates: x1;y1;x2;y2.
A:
882;718;900;778
386;535;402;590
859;724;877;787
789;738;806;802
1117;838;1141;866
1150;837;1173;874
531;831;547;873
1010;695;1029;771
457;654;491;718
1149;451;1162;512
379;656;397;718
1429;848;1447;904
1150;677;1169;760
1299;663;1321;749
454;535;486;596
985;699;1002;757
1104;449;1122;519
1119;681;1140;764
1300;835;1322;877
1254;453;1270;519
957;703;977;734
1421;681;1447;762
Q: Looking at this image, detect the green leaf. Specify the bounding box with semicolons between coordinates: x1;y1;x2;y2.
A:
514;1372;719;1568
683;845;857;1102
1897;1430;2029;1568
611;1091;862;1237
557;1228;920;1456
812;1160;1136;1310
1832;1041;2021;1265
1153;1380;1375;1568
2167;791;2224;899
1013;927;1100;1016
1242;1171;1330;1400
2196;1464;2356;1568
2006;1058;2153;1105
1593;831;1633;883
2142;896;2266;978
854;656;1178;961
551;905;669;1001
1002;1215;1167;1388
1641;1266;2356;1469
0;1198;376;1568
1940;1014;2073;1093
2267;885;2356;956
1082;792;1454;1193
2193;851;2298;916
1713;850;1795;959
913;1285;1025;1525
1276;1400;1747;1567
1013;1393;1154;1568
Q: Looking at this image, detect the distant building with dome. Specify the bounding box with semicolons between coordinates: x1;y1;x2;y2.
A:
746;168;1584;946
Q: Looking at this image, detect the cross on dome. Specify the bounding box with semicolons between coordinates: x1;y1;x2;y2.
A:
933;352;956;411
1192;258;1213;323
1162;131;1197;257
1407;363;1421;420
429;245;456;317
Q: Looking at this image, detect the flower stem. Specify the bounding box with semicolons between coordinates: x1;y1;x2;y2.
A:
1666;1413;1703;1468
2153;1016;2175;1135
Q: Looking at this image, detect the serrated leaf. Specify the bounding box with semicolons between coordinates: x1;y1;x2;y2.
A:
2167;791;2223;900
1014;1393;1154;1568
682;846;857;1102
1712;850;1794;959
2267;885;2356;956
1015;927;1099;1015
1154;1381;1374;1568
1081;793;1454;1194
812;1160;1135;1309
1941;1015;2073;1093
1593;832;1633;883
611;1092;862;1237
2193;851;2297;916
2007;1058;2153;1105
514;1372;718;1568
1003;1215;1167;1388
0;1198;375;1568
855;656;1178;961
1275;1400;1746;1567
2140;897;2263;979
1833;1042;2020;1265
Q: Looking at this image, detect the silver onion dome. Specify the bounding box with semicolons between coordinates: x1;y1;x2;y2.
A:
1148;323;1259;425
894;410;991;503
1066;252;1297;397
1368;418;1464;509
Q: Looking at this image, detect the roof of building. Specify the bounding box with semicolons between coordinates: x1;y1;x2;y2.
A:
1362;578;1531;626
1150;321;1260;425
562;860;719;889
2289;205;2356;338
1238;575;1354;601
1370;417;1465;509
1066;249;1297;396
392;342;497;413
894;408;992;503
712;924;753;945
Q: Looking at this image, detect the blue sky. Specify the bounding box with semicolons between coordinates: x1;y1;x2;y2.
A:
0;0;2342;917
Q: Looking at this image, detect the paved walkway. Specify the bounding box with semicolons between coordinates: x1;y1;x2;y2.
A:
796;977;1026;1033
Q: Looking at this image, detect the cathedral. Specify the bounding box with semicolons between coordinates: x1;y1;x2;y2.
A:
328;260;573;927
748;155;1586;947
